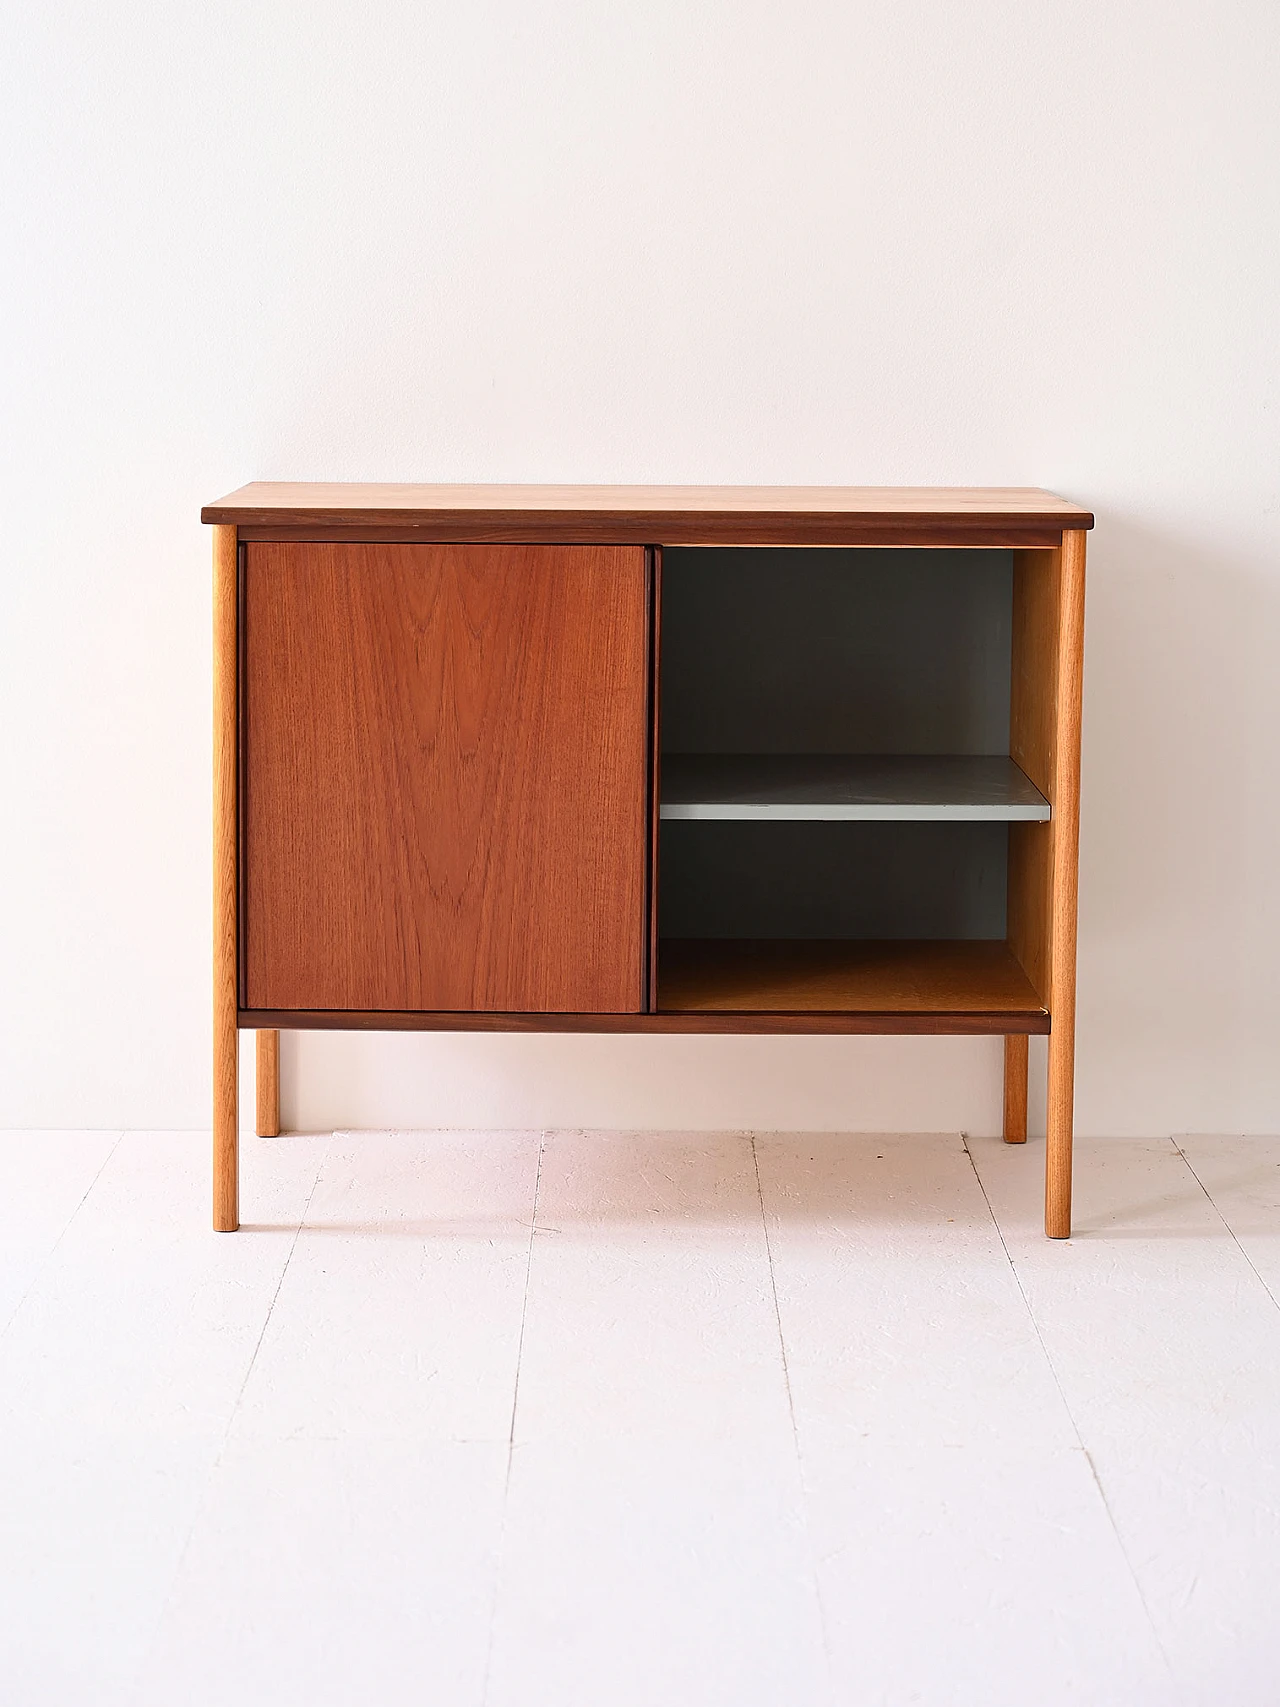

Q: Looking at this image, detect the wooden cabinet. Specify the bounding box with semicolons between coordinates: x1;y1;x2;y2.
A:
207;485;1090;1239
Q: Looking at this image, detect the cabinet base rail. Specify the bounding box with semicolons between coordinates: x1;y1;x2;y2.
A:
238;1008;1050;1036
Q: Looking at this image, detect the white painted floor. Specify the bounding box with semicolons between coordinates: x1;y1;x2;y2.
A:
2;1130;1279;1706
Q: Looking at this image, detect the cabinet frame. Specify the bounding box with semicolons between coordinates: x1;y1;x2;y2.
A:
209;486;1090;1239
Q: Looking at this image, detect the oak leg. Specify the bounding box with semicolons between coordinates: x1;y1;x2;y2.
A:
1044;527;1086;1240
1045;1022;1074;1238
256;1030;281;1137
213;1015;239;1231
213;523;240;1232
1003;1034;1028;1143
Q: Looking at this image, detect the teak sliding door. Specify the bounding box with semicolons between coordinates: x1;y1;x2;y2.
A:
240;542;650;1014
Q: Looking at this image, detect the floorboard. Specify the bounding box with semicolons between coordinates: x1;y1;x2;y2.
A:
0;1128;1277;1705
969;1133;1280;1707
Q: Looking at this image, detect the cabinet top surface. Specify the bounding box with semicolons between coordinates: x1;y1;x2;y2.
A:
202;483;1092;541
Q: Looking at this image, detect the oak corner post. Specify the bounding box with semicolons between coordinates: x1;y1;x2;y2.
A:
1045;527;1087;1239
213;523;240;1231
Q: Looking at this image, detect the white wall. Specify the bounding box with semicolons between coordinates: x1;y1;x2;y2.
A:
2;0;1278;1137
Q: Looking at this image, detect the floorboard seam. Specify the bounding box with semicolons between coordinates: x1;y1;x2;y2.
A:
504;1132;545;1452
960;1134;1175;1679
0;1130;125;1342
752;1133;836;1693
482;1128;545;1707
1174;1139;1280;1314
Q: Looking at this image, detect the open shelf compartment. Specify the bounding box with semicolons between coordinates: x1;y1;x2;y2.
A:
653;545;1052;1022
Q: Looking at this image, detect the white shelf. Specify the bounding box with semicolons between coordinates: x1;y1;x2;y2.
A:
659;754;1050;822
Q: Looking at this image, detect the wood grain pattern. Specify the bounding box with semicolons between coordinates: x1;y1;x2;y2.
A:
255;1029;279;1138
1045;529;1087;1238
241;542;650;1013
657;939;1046;1017
1007;546;1062;1007
241;1006;1050;1037
212;524;239;1232
204;483;1092;546
1003;1033;1029;1143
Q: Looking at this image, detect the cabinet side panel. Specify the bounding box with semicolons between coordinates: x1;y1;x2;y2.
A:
1007;546;1061;1004
1010;546;1061;796
241;542;649;1013
1007;822;1053;1004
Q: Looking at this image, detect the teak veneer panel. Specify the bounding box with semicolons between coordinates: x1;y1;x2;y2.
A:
204;483;1092;546
241;542;649;1013
656;939;1046;1017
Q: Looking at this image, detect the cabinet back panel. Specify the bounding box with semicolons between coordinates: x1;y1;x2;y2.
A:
660;821;1007;940
241;542;649;1013
661;548;1012;754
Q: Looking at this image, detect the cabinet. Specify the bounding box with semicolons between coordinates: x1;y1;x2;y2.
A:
206;485;1090;1238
